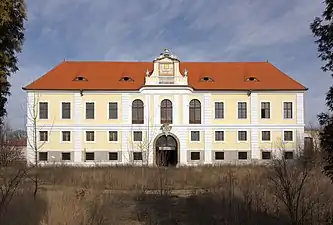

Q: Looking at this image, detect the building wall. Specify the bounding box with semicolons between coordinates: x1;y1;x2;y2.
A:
26;89;305;166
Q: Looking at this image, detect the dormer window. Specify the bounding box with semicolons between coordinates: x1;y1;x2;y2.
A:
246;76;259;82
200;76;214;82
73;76;88;81
119;76;134;82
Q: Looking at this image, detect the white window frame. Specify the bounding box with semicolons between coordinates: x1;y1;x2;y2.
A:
60;101;72;120
213;130;225;143
107;130;119;143
260;130;272;142
237;130;248;143
107;101;119;120
84;101;96;120
38;130;50;143
260;100;271;119
213;101;225;119
282;130;294;142
189;131;201;143
236;101;248;119
38;101;49;120
84;130;96;143
60;130;72;143
282;101;295;120
132;131;143;142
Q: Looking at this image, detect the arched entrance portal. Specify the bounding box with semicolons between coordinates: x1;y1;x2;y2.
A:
155;135;178;167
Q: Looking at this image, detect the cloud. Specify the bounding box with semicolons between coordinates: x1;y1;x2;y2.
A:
7;0;329;129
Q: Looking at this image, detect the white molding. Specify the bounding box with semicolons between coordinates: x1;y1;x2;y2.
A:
153;95;160;125
189;130;200;143
282;101;295;120
296;93;304;124
182;95;188;125
259;100;272;120
73;93;83;163
107;101;119;120
250;93;258;124
60;130;72;143
260;129;272;143
251;128;260;159
84;101;96;120
107;130;119;143
84;130;96;143
236;100;249;120
121;93;130;125
213;101;225;120
174;95;180;124
236;129;249;143
38;101;50;120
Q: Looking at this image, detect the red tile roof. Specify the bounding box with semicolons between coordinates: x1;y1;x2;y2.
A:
23;61;307;91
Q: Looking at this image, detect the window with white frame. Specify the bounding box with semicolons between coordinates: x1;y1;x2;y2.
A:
109;131;118;142
39;131;48;142
108;102;118;119
85;131;95;142
283;102;293;119
237;102;247;119
261;131;271;141
62;131;71;142
133;131;142;142
85;102;95;119
61;102;71;119
238;131;247;141
39;102;48;119
190;131;200;142
261;102;270;119
215;131;224;141
283;131;293;141
214;102;224;119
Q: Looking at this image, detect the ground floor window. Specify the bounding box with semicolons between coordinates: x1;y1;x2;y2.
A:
109;152;118;161
238;151;248;160
133;152;142;160
85;152;95;161
261;151;271;160
215;152;224;160
62;152;71;161
190;152;200;160
284;151;294;159
39;152;48;161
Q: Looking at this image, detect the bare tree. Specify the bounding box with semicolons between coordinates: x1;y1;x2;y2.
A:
26;92;54;199
0;124;27;220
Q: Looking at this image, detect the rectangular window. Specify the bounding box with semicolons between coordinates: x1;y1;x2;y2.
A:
39;131;48;142
284;151;294;159
85;131;95;142
190;131;200;142
190;152;200;160
238;152;248;160
39;102;48;119
133;152;142;160
61;102;71;119
283;131;293;141
214;102;224;119
85;102;95;119
39;152;48;161
62;152;71;161
262;151;271;160
85;152;94;161
238;131;247;141
109;131;118;142
214;131;224;141
215;152;224;160
261;102;270;119
283;102;293;119
133;131;142;142
238;102;247;119
108;102;118;119
109;152;118;161
62;131;71;142
261;131;271;141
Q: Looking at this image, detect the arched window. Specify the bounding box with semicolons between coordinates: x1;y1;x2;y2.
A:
132;99;144;124
160;99;173;124
189;99;201;124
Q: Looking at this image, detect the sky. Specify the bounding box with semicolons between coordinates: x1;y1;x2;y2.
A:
6;0;331;129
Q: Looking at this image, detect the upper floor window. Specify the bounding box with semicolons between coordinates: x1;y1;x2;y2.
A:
108;102;118;119
283;131;293;142
85;102;95;119
189;99;201;124
61;131;71;142
85;131;95;142
61;102;71;119
261;102;270;119
132;99;144;124
238;102;247;119
238;131;247;141
39;102;48;119
160;99;173;124
283;102;293;119
39;131;48;142
214;102;224;119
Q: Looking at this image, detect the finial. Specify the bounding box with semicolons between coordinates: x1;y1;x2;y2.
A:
146;69;150;76
184;68;188;76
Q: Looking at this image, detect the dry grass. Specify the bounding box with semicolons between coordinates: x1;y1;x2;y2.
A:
1;163;333;225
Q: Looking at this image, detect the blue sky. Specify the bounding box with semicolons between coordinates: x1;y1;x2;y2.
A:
7;0;330;129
